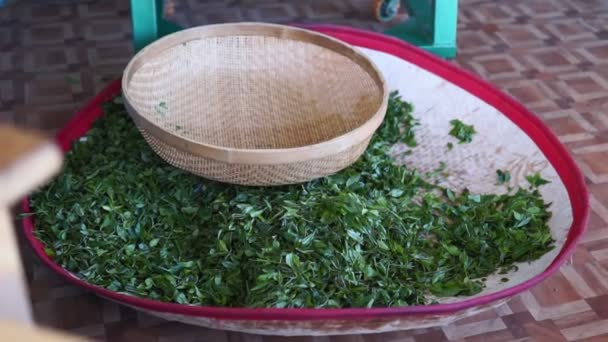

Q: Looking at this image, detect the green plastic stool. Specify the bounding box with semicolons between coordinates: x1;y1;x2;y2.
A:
382;0;458;58
130;0;181;52
130;0;458;58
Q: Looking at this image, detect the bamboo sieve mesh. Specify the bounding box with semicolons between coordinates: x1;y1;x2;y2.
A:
122;23;388;186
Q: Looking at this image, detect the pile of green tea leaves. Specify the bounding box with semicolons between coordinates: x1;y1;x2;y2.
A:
30;92;554;308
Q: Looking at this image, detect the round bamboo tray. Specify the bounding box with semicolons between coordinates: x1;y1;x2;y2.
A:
122;23;388;186
23;26;588;336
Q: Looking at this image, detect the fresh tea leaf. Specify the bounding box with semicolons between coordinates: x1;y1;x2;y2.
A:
29;92;554;309
526;172;550;188
449;119;476;144
496;169;511;185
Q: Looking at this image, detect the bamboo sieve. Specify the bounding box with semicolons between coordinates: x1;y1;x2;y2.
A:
122;23;388;186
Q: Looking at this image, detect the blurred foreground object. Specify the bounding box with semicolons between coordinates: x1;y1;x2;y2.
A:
0;125;82;340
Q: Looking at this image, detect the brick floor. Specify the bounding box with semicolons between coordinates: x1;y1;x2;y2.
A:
3;0;608;340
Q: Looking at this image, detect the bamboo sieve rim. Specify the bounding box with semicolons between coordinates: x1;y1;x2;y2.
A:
122;23;388;165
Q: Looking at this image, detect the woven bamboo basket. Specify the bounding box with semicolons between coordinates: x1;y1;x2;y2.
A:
122;23;388;186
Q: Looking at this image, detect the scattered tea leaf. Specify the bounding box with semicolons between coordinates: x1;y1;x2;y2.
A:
526;172;550;188
496;169;511;185
154;101;168;116
449;119;476;144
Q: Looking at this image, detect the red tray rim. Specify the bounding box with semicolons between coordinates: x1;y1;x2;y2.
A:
20;25;589;321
